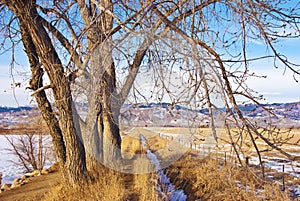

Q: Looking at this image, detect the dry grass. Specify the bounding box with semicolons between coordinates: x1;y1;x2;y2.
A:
43;167;127;201
121;128;148;159
122;135;144;159
145;133;168;151
166;152;291;201
132;157;159;201
15;127;298;200
147;127;300;146
123;128;159;201
0;116;49;135
148;127;300;163
44;128;160;201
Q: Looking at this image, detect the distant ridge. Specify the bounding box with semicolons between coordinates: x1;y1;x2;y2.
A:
1;102;299;118
123;101;300;120
237;102;300;120
0;106;34;113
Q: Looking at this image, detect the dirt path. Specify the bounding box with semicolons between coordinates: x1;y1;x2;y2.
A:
0;172;60;201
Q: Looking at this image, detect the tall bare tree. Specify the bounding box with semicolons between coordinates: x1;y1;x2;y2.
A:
0;0;299;186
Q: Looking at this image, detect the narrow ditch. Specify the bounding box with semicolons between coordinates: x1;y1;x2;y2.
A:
140;134;187;201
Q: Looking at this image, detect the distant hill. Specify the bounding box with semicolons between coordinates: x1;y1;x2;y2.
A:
0;106;34;113
120;102;300;128
237;102;300;120
124;101;300;120
0;102;299;128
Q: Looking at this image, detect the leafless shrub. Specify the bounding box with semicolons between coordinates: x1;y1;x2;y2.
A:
5;118;55;172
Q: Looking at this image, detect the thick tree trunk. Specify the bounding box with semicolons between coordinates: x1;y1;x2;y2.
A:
97;34;122;167
7;1;90;187
83;0;123;166
84;47;122;169
101;109;122;167
19;19;67;166
85;105;122;170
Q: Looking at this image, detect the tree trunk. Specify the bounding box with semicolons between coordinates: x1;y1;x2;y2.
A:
19;18;67;166
83;0;123;167
7;1;90;187
84;46;122;169
101;109;122;167
7;0;123;186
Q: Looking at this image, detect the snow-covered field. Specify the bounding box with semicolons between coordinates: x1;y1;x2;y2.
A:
0;135;26;184
140;134;187;201
0;135;54;184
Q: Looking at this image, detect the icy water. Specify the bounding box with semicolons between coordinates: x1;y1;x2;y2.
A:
0;135;26;184
0;135;53;184
140;134;187;201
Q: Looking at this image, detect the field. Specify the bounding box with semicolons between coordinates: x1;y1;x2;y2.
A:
123;127;300;199
1;127;299;200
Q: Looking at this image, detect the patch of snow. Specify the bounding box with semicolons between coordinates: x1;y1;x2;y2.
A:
0;135;25;184
140;134;187;201
291;185;300;197
0;135;54;184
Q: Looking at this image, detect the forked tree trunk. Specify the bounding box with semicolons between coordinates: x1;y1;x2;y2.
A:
7;0;123;187
85;103;122;171
7;1;91;187
84;46;122;169
82;0;123;167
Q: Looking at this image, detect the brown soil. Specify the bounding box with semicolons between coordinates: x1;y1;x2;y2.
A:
0;127;42;135
0;172;61;201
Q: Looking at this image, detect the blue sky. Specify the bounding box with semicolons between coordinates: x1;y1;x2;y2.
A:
0;1;299;107
0;37;299;107
244;36;300;104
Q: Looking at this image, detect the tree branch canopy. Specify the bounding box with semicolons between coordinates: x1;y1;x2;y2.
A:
0;0;300;186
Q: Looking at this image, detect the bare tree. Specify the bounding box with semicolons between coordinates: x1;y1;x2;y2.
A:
5;118;55;172
0;0;299;187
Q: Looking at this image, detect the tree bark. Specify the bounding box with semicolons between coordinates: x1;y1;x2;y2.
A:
81;0;122;169
84;45;122;168
7;0;90;187
19;18;67;166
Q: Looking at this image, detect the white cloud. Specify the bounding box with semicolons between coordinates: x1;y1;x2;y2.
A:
261;92;282;96
0;75;32;106
245;66;300;103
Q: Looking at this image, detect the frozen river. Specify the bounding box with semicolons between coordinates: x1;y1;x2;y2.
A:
0;135;54;184
0;135;26;184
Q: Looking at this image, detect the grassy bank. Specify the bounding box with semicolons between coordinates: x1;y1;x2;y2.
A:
2;127;298;200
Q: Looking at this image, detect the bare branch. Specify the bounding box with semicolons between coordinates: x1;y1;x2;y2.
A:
30;84;52;96
38;16;83;69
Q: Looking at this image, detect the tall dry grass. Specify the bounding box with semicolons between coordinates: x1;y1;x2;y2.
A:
166;152;291;201
132;157;159;201
44;130;159;201
44;167;127;201
42;128;294;200
126;129;159;201
122;133;145;159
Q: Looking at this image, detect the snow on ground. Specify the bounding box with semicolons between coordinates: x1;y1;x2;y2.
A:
0;135;26;184
290;185;300;197
140;134;187;201
249;156;300;178
0;135;54;184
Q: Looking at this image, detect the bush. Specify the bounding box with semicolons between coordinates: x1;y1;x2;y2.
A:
5;118;55;172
